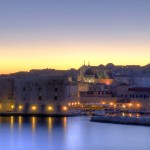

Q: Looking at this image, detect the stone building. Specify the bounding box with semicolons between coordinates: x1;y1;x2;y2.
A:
0;77;14;112
0;76;78;114
116;84;150;110
77;64;114;85
14;76;67;113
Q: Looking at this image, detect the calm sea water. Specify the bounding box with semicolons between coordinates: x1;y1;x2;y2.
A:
0;116;150;150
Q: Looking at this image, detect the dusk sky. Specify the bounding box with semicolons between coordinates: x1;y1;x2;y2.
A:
0;0;150;73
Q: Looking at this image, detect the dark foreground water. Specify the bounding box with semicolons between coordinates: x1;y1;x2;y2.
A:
0;116;150;150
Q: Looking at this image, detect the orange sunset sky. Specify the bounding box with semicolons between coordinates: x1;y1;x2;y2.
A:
0;0;150;74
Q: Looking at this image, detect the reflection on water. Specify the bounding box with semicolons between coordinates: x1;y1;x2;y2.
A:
48;117;52;133
63;117;67;130
18;116;22;129
5;116;68;133
0;116;150;150
10;116;14;129
31;117;36;133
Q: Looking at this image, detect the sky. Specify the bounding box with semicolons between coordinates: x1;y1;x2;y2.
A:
0;0;150;74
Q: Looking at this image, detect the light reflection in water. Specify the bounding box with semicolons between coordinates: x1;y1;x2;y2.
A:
48;117;52;133
10;116;14;129
18;116;22;129
0;116;150;150
63;117;67;133
31;117;36;133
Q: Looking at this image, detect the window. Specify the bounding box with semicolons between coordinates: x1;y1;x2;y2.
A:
38;96;42;101
54;96;57;101
39;87;42;92
8;94;12;99
53;80;58;84
55;88;58;92
23;87;26;91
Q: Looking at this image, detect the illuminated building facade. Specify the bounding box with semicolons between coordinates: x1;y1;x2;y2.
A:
0;64;150;113
77;64;114;85
0;76;78;114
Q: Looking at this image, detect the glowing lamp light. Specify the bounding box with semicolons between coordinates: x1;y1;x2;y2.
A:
129;103;133;107
106;81;110;86
102;102;106;105
122;105;126;108
19;105;23;110
63;106;68;111
68;103;71;106
137;104;141;107
48;106;52;111
11;105;14;109
129;113;132;117
110;102;113;106
32;106;36;110
78;102;80;105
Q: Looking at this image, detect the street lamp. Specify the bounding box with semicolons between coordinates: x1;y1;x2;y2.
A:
48;106;52;111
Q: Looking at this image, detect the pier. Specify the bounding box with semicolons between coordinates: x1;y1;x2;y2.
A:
91;115;150;126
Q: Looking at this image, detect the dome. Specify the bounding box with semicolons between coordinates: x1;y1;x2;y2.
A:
105;63;115;69
84;69;94;76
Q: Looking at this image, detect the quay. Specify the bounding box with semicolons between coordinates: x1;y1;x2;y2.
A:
91;115;150;126
0;112;81;117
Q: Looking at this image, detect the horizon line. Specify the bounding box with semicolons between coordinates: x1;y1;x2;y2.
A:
1;62;150;75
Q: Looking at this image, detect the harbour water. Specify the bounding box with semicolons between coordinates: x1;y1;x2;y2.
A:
0;116;150;150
